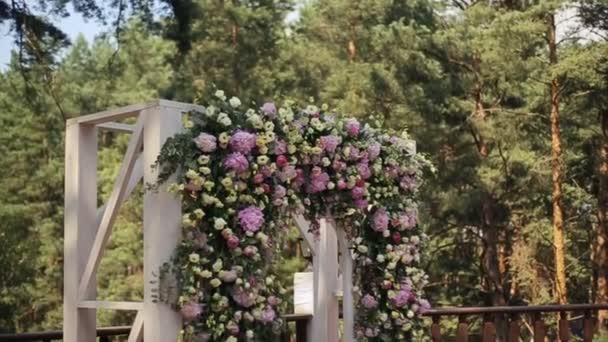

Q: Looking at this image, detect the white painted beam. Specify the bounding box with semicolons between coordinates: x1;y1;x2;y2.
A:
78;301;143;311
143;105;183;342
78;117;145;298
293;213;317;256
128;311;144;342
63;123;98;342
315;215;339;342
97;122;136;133
338;227;355;342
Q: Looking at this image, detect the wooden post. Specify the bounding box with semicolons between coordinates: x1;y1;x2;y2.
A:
337;226;354;342
63;122;98;342
143;105;183;341
315;216;339;342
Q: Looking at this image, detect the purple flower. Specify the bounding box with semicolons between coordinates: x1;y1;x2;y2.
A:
231;287;256;308
419;299;431;313
243;245;258;258
307;167;330;193
368;142;381;160
372;208;389;232
361;294;378;309
357;161;372;179
292;168;306;189
345;119;360;136
259;306;276;324
238;206;265;233
267;295;279;306
229;130;257;154
319;135;341;153
348;146;361;160
180;301;203;321
279;165;297;182
224;152;249;173
355;199;369;210
193;132;217;153
397;209;417;230
274;139;287;155
261;102;277;118
351;186;365;200
391;288;413;308
273;185;287;200
400;175;417;190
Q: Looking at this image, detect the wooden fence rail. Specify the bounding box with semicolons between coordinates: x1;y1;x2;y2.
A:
423;304;608;341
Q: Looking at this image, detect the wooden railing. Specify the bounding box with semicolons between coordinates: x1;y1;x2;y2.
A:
2;306;607;341
423;304;608;341
0;315;312;342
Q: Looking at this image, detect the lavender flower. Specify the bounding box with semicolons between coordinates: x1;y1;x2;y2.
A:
345;118;360;136
397;209;417;230
372;208;389;232
367;142;381;160
361;294;378;309
400;175;417;190
258;306;276;324
224;152;249;173
180;301;203;321
319;135;341;153
357;161;372;179
231;287;256;308
351;186;365;200
261;102;277;118
193;132;217;153
274;139;287;155
391;288;413;308
238;206;265;233
229;131;257;154
307;167;330;193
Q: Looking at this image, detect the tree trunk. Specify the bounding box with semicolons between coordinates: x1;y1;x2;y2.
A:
596;135;608;328
548;13;568;306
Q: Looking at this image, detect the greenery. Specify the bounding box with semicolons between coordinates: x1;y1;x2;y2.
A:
1;0;608;340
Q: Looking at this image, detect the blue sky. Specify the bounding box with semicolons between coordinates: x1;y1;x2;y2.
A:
0;7;106;70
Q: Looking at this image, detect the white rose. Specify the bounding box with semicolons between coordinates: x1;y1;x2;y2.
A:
229;96;241;108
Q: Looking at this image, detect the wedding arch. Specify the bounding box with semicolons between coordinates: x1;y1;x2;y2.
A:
63;96;429;342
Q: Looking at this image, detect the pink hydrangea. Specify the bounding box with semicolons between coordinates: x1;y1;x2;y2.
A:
274;139;287;155
391;288;413;308
319;135;341;153
279;165;297;182
351;186;365;200
345;118;360;136
180;301;203;321
276;155;289;168
231;287;256;308
307;167;330;193
229;131;257;154
238;206;265;233
357;161;372;179
400;175;417;190
267;295;279;306
372;208;389;232
193;132;217;152
273;185;287;200
224;152;249;173
243;245;258;258
259;306;276;324
367;142;381;160
397;209;417;230
261;102;277;118
361;294;378;309
355;199;369;210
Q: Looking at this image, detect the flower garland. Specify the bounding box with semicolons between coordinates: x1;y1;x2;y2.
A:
155;91;430;341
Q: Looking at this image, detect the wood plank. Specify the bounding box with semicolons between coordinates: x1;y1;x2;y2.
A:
314;215;339;342
63;123;98;342
533;313;546;342
67;102;156;125
558;311;570;341
507;315;520;342
337;226;354;342
482;320;496;342
583;311;595;342
456;317;468;342
78;117;144;298
293;213;317;256
431;316;442;342
127;310;144;342
78;301;143;311
143;105;183;342
158;99;205;112
97;122;136;133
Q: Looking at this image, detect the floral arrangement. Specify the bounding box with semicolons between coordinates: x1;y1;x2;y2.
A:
155;90;430;341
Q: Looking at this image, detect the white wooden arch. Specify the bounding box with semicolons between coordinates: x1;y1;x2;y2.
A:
63;100;355;342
